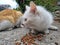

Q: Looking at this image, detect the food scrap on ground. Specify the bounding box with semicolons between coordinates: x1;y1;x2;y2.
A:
17;33;45;45
15;41;21;45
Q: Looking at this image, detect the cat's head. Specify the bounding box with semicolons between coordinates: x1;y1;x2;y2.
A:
21;1;40;28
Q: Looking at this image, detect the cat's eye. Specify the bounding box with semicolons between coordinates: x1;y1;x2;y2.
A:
25;18;27;21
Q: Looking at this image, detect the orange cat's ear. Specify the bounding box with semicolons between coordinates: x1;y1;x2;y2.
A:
30;1;36;13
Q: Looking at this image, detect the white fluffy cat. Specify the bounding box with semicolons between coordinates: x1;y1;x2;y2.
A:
21;1;58;34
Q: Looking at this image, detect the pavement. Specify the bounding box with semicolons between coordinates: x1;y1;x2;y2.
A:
0;21;60;45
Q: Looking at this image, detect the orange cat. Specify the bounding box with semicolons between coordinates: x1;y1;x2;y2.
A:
0;9;23;30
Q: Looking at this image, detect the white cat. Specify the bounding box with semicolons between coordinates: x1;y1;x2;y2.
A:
21;1;58;34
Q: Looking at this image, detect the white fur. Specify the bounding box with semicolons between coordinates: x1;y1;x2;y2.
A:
15;16;22;27
0;0;19;9
0;20;14;30
0;17;22;30
21;5;54;33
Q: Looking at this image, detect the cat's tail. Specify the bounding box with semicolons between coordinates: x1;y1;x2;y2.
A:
48;25;58;31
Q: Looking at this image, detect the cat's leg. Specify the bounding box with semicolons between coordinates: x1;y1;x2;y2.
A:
27;28;36;35
0;20;14;31
29;29;45;35
44;29;50;34
48;25;58;31
30;29;35;34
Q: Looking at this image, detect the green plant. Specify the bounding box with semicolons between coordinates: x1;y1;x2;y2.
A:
16;0;58;12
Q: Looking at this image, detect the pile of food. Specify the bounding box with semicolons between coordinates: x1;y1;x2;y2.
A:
15;33;45;45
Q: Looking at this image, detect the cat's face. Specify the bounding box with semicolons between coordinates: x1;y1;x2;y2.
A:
21;1;40;28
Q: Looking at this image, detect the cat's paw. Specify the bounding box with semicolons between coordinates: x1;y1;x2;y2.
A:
29;29;36;35
45;30;49;34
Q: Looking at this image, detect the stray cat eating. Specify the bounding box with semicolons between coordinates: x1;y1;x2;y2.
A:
0;9;23;31
21;1;58;34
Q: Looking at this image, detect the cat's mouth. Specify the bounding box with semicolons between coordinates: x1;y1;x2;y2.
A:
21;23;35;29
20;24;25;28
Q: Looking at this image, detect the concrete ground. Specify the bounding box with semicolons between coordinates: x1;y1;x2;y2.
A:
0;21;60;45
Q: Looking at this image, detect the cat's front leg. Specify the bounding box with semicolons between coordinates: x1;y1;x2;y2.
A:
44;29;50;34
28;28;35;34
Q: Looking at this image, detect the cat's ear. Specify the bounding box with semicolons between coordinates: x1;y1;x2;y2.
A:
30;1;37;14
25;5;29;10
